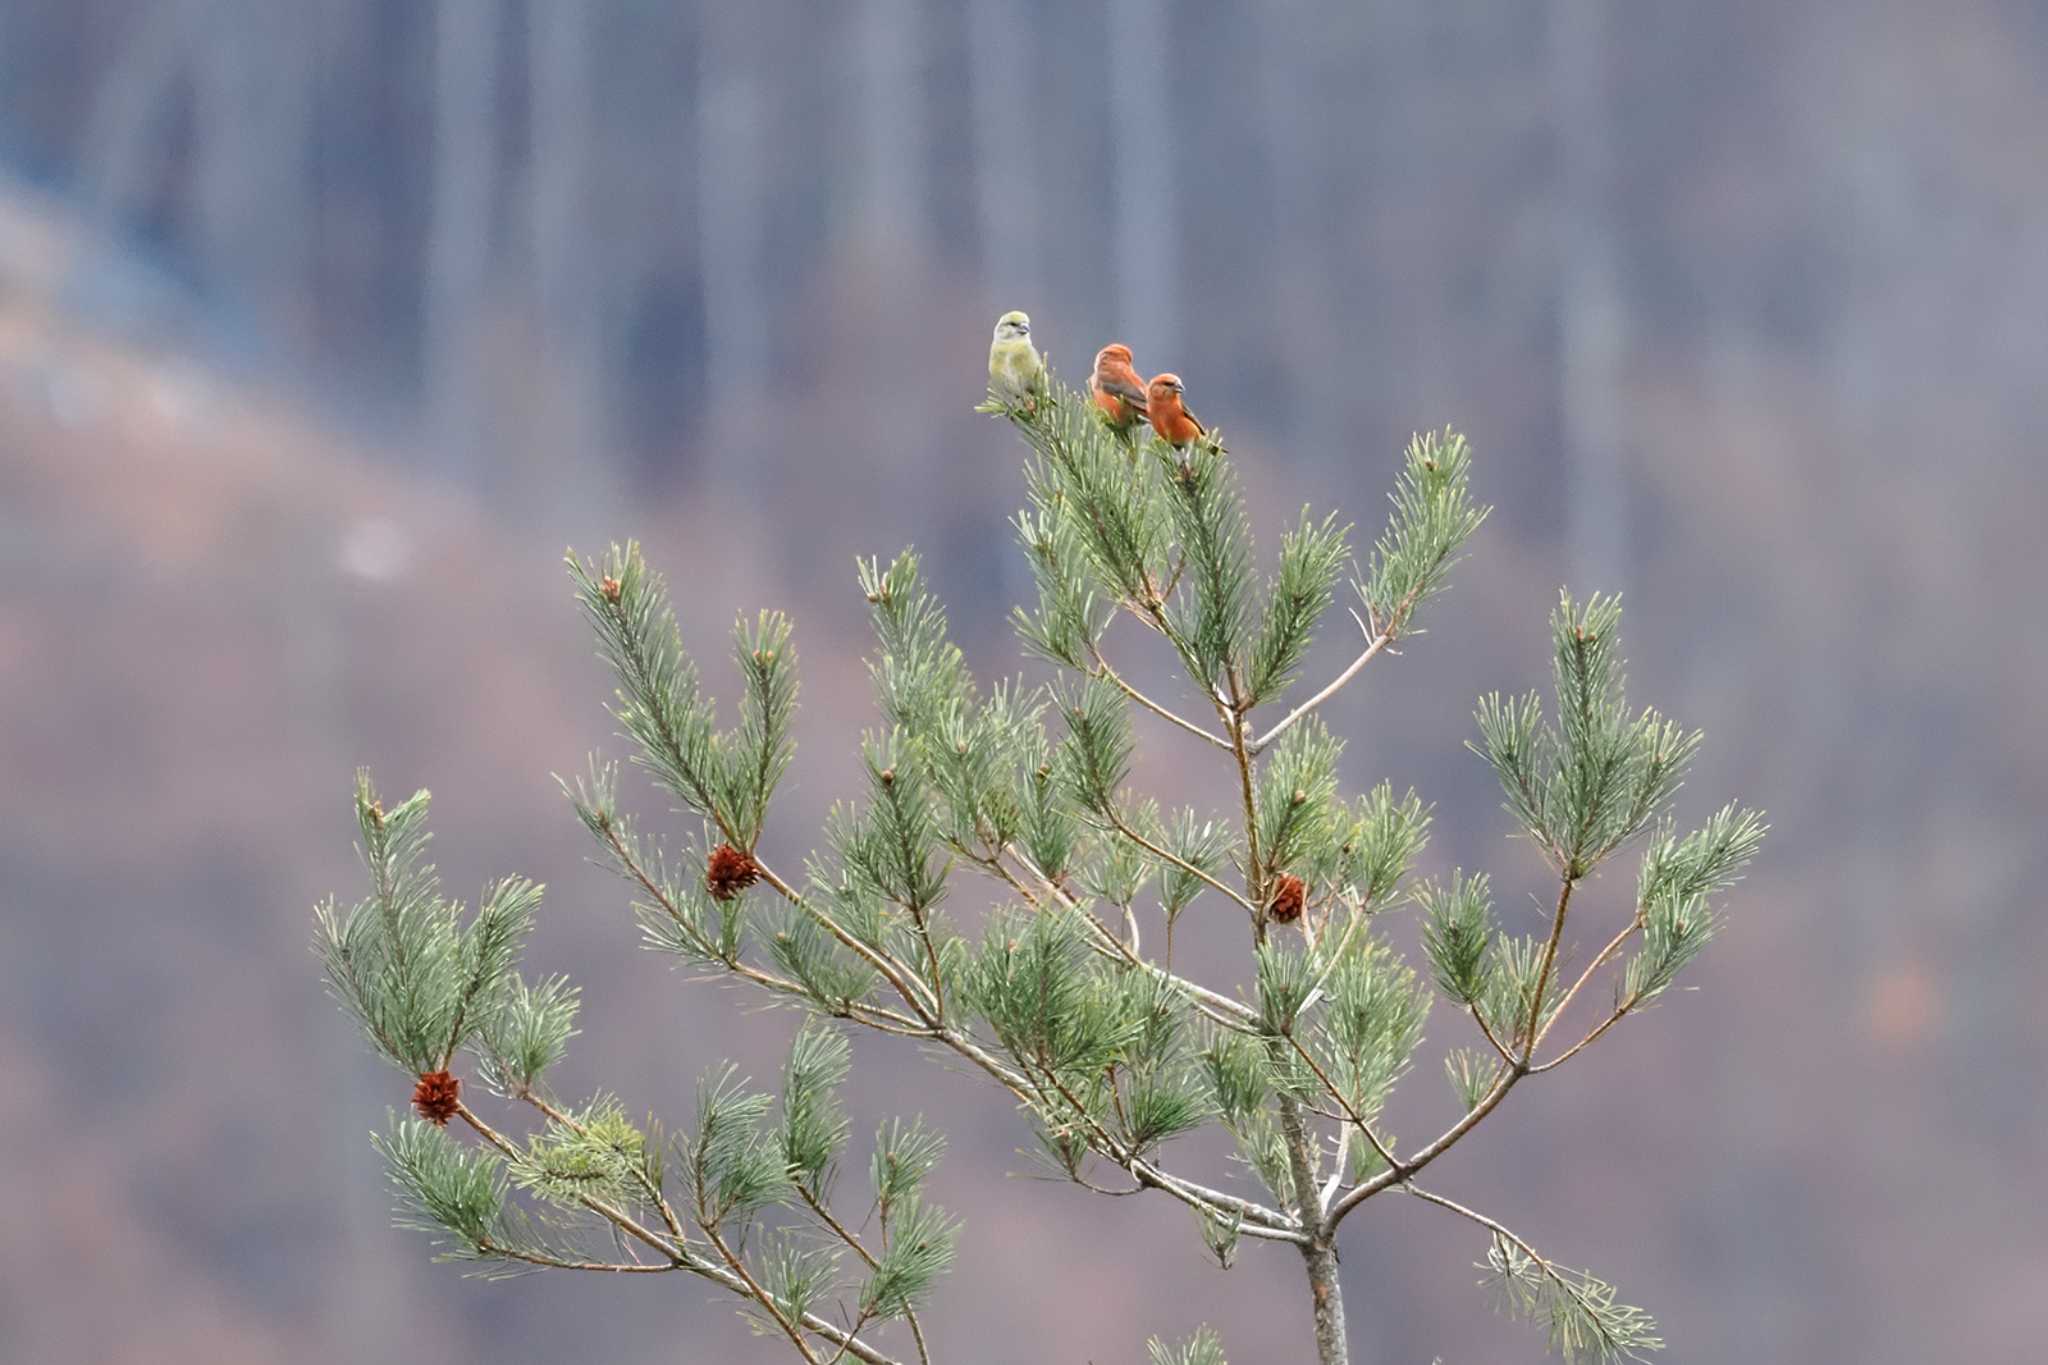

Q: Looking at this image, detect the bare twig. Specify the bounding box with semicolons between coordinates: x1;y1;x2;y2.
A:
1319;1122;1352;1216
1470;1005;1517;1064
1530;910;1643;1053
704;1221;824;1365
473;1240;677;1273
1250;630;1393;754
1036;1062;1307;1243
1530;999;1636;1075
1090;644;1233;751
1104;810;1260;916
1520;877;1578;1057
1281;1031;1401;1176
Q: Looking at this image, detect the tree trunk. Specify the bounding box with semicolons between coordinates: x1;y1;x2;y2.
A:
1279;1095;1350;1364
1301;1236;1351;1365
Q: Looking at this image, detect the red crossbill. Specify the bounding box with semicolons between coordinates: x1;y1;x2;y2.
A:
1146;373;1206;449
1087;343;1149;429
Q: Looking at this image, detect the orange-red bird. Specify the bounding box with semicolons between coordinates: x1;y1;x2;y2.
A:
1087;343;1149;429
1145;373;1205;449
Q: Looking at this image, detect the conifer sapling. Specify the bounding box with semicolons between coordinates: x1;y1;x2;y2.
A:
313;336;1764;1365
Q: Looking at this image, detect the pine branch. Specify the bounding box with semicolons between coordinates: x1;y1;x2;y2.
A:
1404;1184;1662;1362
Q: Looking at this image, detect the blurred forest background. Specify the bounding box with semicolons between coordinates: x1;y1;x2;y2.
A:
3;3;2045;1362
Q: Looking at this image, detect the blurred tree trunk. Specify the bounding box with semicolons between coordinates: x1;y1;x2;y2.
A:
193;0;311;358
1255;0;1333;458
1107;0;1176;359
851;0;930;264
1551;0;1629;589
426;0;499;482
528;0;603;469
966;0;1038;310
695;5;768;489
81;0;201;227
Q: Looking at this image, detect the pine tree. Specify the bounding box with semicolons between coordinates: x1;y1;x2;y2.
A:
314;359;1764;1364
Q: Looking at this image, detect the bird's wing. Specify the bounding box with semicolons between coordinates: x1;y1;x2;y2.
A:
1102;374;1149;413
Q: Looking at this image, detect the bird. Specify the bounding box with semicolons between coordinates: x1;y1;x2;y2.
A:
1087;343;1149;430
987;310;1045;410
1145;373;1206;449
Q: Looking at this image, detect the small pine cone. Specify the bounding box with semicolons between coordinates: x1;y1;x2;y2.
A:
705;842;761;902
598;575;623;603
1267;873;1307;924
412;1069;461;1126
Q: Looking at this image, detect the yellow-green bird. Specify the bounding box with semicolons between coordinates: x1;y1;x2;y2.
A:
987;310;1045;409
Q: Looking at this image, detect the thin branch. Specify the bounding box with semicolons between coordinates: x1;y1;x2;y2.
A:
1219;668;1266;928
1104;810;1260;916
1319;1122;1351;1217
478;1241;678;1272
797;1185;932;1365
1281;1030;1400;1175
1037;1061;1307;1243
1324;876;1581;1233
1090;644;1233;751
1323;1058;1516;1233
1470;1005;1516;1064
990;847;1260;1032
1401;1182;1641;1353
600;823;932;1036
1529;998;1635;1075
908;901;949;1024
752;855;944;1024
704;1220;824;1365
1520;877;1578;1058
1251;630;1393;754
1530;910;1642;1053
